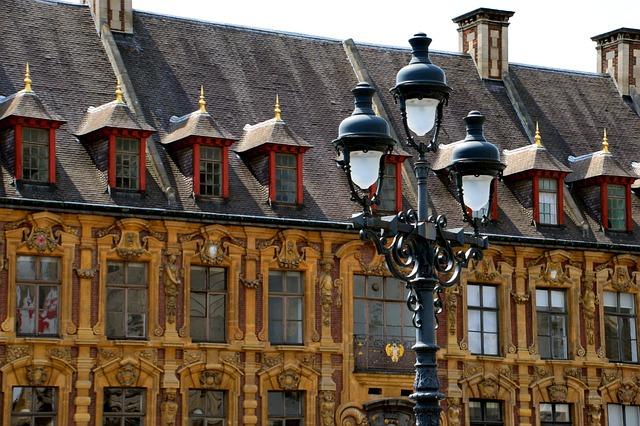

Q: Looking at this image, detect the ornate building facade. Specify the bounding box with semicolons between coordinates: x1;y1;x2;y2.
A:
2;1;640;425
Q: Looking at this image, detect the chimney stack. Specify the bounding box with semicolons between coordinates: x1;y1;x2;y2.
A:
89;0;133;34
452;8;514;80
592;28;640;97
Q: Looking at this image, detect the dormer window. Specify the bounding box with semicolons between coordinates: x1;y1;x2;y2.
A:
115;137;140;190
236;96;312;207
607;184;627;231
75;80;155;193
162;87;235;199
274;152;298;203
538;177;558;225
0;64;64;185
374;154;409;212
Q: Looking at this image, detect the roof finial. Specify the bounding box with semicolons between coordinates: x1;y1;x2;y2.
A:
115;78;124;103
198;85;207;113
274;94;282;121
534;121;542;147
24;63;32;93
602;128;609;153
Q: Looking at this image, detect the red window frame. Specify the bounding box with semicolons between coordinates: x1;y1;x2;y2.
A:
371;155;408;213
191;137;233;198
573;175;634;232
97;128;153;192
532;171;567;226
265;144;309;205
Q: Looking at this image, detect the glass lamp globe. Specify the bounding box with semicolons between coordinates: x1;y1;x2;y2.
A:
462;175;493;211
350;151;383;189
405;98;440;136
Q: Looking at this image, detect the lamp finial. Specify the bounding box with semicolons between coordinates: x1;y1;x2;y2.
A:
534;121;542;147
274;94;282;121
24;63;32;93
602;128;609;153
198;85;207;113
115;78;124;103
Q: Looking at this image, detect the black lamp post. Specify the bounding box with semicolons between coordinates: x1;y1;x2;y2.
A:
333;33;504;426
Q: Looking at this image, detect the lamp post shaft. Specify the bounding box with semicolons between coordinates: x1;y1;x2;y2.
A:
411;157;443;425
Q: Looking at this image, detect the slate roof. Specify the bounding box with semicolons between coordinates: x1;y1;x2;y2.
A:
0;90;65;123
162;110;235;145
235;118;312;153
76;99;155;136
2;0;640;247
503;144;572;177
566;151;634;183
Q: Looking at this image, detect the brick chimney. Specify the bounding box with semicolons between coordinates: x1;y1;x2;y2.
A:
452;8;514;80
592;28;640;97
89;0;133;34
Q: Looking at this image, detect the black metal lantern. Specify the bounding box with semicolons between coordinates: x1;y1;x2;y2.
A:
333;82;396;213
450;111;505;232
391;33;451;150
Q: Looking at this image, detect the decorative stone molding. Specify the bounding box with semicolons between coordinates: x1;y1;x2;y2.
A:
479;378;499;399
74;266;98;279
319;390;336;426
183;350;204;365
319;259;341;327
528;342;538;355
162;251;181;324
199;370;223;387
239;273;262;289
261;353;284;369
26;365;50;385
137;348;158;364
497;365;514;380
298;353;318;372
532;366;550;383
469;257;501;282
97;218;165;260
116;364;139;386
581;286;598;345
510;291;530;304
587;404;602;426
278;238;305;269
446;288;458;335
339;407;369;425
354;251;387;276
98;348;120;364
462;362;483;379
564;367;584;383
610;264;637;292
548;383;568;402
601;369;621;386
277;369;301;390
48;347;73;364
221;352;243;369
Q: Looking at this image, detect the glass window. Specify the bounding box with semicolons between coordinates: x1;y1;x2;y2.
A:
378;162;397;211
106;262;148;339
103;388;145;426
11;387;57;426
268;391;304;425
604;291;638;362
269;271;303;344
115;137;139;190
468;284;499;355
188;390;226;425
22;127;49;182
275;153;297;203
536;289;568;359
16;256;60;336
469;400;503;426
199;146;222;197
608;184;626;230
190;266;226;342
540;403;572;426
539;178;558;225
353;275;413;340
608;404;640;426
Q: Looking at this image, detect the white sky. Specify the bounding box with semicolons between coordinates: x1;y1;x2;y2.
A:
126;0;640;73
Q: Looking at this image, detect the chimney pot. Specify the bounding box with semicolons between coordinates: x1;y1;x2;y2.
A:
591;28;640;97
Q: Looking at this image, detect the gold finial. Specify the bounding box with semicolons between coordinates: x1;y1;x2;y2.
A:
602;128;609;153
274;94;282;121
534;121;542;147
115;78;124;103
24;63;32;93
198;85;207;113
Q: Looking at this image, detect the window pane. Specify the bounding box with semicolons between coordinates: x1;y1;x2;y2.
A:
127;313;145;337
107;262;124;284
620;293;635;313
268;392;284;417
468;285;480;306
40;258;60;282
286;273;302;294
367;278;383;299
384;278;403;300
550;291;565;310
468;310;481;332
191;267;207;291
483;311;498;333
17;284;37;334
468;401;482;421
482;286;497;308
353;275;365;297
17;256;37;281
209;268;226;291
190;293;206;318
127;289;147;313
484;333;499;355
604;291;617;308
485;401;501;420
287;298;302;322
540;403;553;421
554;404;570;421
625;406;640;426
469;331;482;354
536;289;548;308
38;286;58;335
269;272;283;293
126;263;147;285
284;392;302;416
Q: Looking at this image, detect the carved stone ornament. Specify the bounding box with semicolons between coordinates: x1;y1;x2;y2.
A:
580;287;598;346
611;265;637;292
538;259;571;286
576;344;587;358
198;241;227;265
262;353;284;369
161;390;179;426
511;291;530;304
564;368;584;383
528;342;538;355
384;343;405;363
587;404;602;426
74;267;98;279
163;252;181;324
471;257;500;282
533;366;550;383
221;352;242;369
617;382;638;405
183;350;204;365
278;239;304;269
462;362;484;379
6;345;31;363
319;390;336;426
199;370;223;387
601;369;621;386
277;369;301;390
479;378;499;399
116;364;139;386
497;365;513;380
137;348;158;364
49;347;73;364
98;348;120;364
340;407;369;426
597;347;607;359
25;227;60;253
26;365;50;385
447;397;461;426
548;383;568;402
239;273;262;289
355;251;387;276
446;289;458;335
298;353;318;371
319;259;339;327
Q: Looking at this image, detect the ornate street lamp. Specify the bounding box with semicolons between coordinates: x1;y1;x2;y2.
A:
333;33;504;426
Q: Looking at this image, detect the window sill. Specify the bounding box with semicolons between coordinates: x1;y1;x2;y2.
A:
271;344;306;351
193;341;230;349
107;338;149;344
16;336;61;343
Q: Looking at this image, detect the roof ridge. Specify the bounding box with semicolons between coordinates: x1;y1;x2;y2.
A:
510;62;605;77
